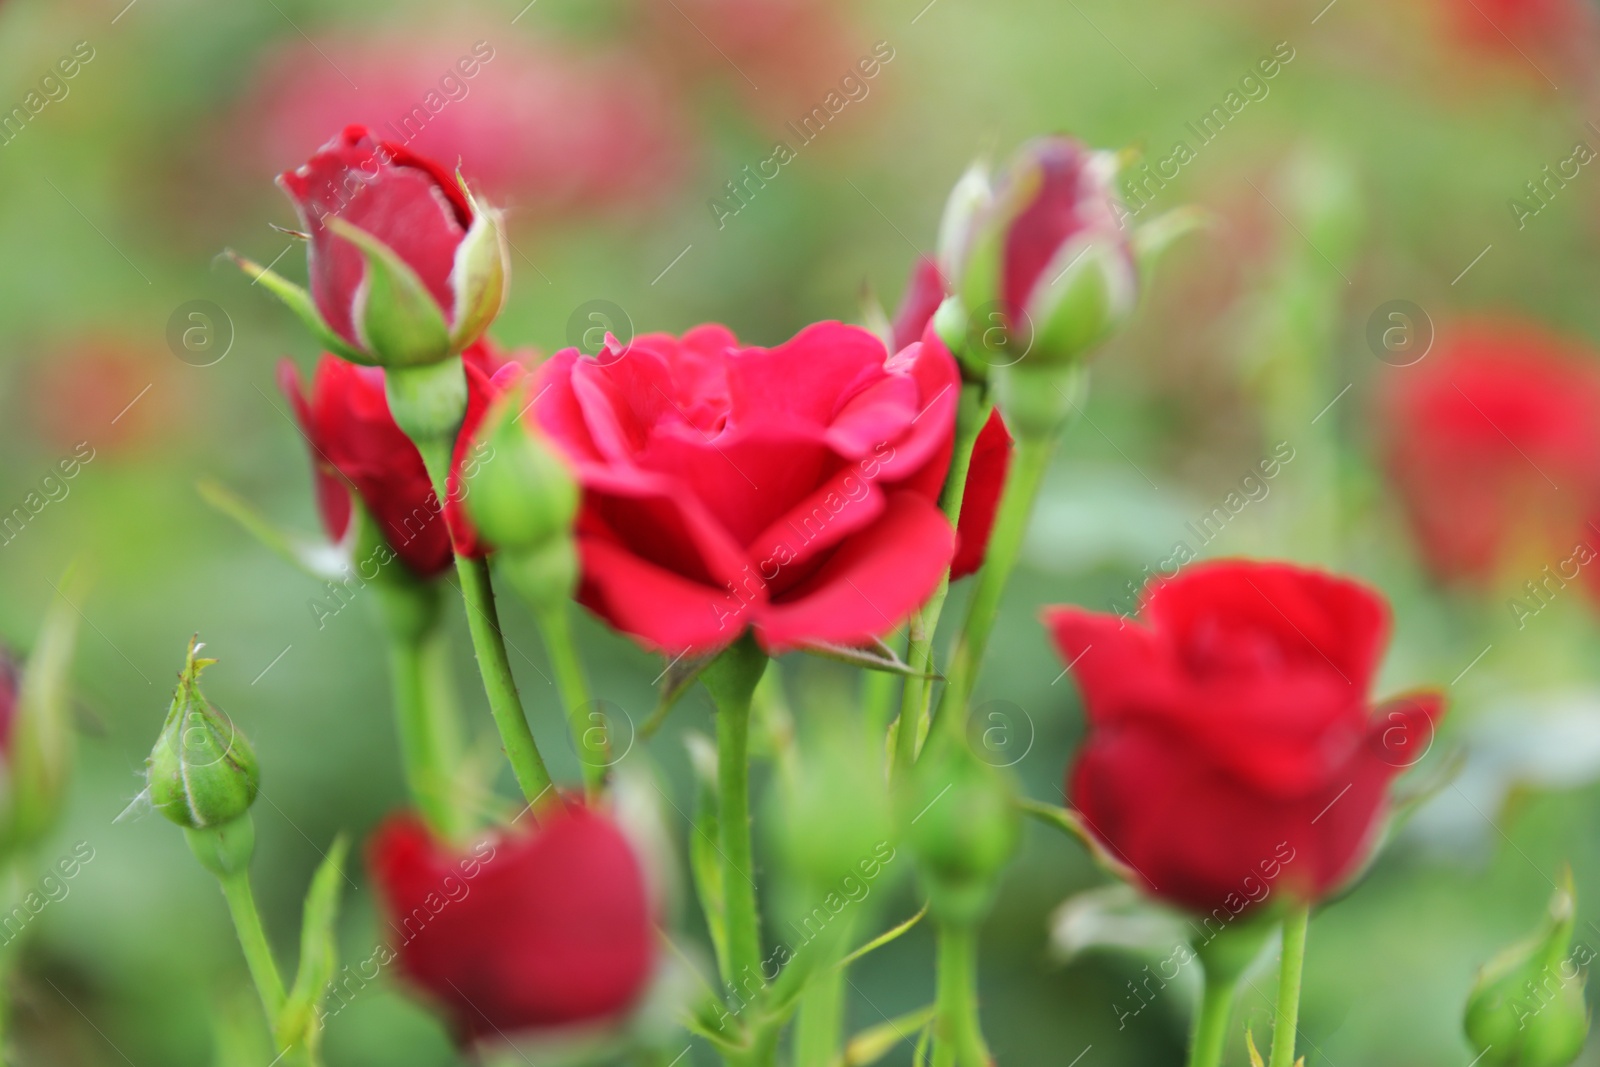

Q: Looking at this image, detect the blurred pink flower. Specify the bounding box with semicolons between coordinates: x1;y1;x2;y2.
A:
235;28;691;216
635;0;866;120
27;337;179;454
1437;0;1593;74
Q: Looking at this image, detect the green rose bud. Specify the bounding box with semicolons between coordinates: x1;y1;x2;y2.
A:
464;387;580;552
771;716;893;890
896;731;1020;925
1465;870;1591;1067
147;637;260;831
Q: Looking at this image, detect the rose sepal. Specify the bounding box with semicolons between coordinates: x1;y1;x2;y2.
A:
224;249;374;365
325;217;453;369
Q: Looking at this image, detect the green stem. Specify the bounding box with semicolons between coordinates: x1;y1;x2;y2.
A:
219;870;287;1023
387;625;468;839
535;602;605;801
702;634;768;1010
932;922;989;1067
1187;967;1240;1067
935;431;1054;736
1267;904;1310;1067
793;951;847;1067
895;388;992;771
455;553;554;808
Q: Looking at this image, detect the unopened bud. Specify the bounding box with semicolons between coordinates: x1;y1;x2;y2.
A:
1464;870;1590;1067
147;637;259;830
896;731;1020;924
464;387;579;552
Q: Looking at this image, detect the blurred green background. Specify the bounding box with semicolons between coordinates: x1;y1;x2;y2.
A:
1;0;1599;1062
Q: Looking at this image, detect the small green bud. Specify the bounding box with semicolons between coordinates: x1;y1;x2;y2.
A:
464;387;580;553
1465;870;1591;1067
896;730;1020;925
147;637;259;830
991;361;1088;442
772;717;893;889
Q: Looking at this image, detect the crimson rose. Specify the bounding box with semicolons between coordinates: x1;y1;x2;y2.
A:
527;321;960;653
368;804;654;1039
1047;560;1443;914
1385;321;1600;587
280;340;518;577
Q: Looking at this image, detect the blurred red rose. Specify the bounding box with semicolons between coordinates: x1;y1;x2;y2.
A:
1438;0;1591;70
1048;560;1443;914
369;804;654;1040
529;322;960;654
888;256;1013;581
278;125;475;354
244;31;687;215
1385;321;1600;586
280;340;521;577
28;337;178;454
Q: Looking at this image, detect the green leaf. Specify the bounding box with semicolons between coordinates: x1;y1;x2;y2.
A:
1018;798;1138;883
1048;883;1191;964
325;218;452;368
1132;205;1209;278
685;732;730;982
278;835;349;1052
225;249;373;365
838;904;928;969
448;182;509;349
837;1005;937;1066
197;479;351;583
800;638;939;679
640;652;715;741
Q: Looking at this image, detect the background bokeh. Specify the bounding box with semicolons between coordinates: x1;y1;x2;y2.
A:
1;0;1598;1062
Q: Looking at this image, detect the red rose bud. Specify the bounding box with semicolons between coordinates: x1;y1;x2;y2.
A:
1384;322;1600;588
896;730;1020;925
368;804;655;1040
239;125;508;368
526;322;960;655
464;385;581;610
954;137;1137;374
1048;560;1446;916
1465;871;1590;1067
280;340;518;579
147;638;260;832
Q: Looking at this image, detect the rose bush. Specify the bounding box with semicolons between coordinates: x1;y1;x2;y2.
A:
1047;559;1444;914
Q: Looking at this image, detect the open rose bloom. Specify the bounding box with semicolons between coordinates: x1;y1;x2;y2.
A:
1048;561;1445;915
526;322;962;654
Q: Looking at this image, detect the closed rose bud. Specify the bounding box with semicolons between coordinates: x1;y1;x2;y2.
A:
147;638;259;831
240;125;509;369
896;731;1020;925
368;803;655;1040
1050;560;1446;916
953;137;1137;373
1465;872;1590;1067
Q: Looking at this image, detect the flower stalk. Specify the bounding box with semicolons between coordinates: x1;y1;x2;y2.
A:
1267;903;1310;1067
